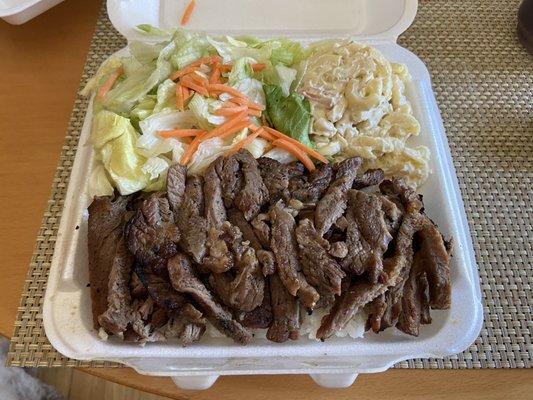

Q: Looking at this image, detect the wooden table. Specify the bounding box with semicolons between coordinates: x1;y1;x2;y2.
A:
0;1;530;399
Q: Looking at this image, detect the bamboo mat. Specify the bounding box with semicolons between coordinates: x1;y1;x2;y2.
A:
7;0;532;368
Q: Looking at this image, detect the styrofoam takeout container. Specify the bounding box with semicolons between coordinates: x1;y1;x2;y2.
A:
0;0;64;24
43;0;483;390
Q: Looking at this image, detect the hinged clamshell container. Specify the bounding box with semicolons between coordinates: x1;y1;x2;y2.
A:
43;0;483;390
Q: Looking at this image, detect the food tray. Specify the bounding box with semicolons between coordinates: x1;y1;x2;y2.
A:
0;0;64;24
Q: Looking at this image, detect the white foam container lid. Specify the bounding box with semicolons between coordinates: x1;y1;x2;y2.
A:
43;0;483;390
0;0;65;24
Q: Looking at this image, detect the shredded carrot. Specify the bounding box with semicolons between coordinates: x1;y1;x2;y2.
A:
175;83;184;110
217;119;251;140
180;131;206;165
181;75;209;96
251;63;266;72
218;64;233;72
272;139;316;171
202;111;249;141
227;131;261;157
209;62;221;84
213;106;247;116
170;65;199;81
263;126;328;164
180;0;196;26
182;86;192;101
249;124;276;141
188;55;222;68
187;71;209;87
258;130;276;141
158;129;204;139
247;100;265;111
96;67;123;101
248;109;262;117
207;83;247;99
227;97;248;106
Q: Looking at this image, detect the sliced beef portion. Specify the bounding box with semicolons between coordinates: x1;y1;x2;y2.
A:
202;222;242;273
269;201;319;309
289;162;332;203
352;169;385;190
97;237;134;336
241;280;273;329
233;150;269;220
417;219;452;309
125;194;180;273
177;176;208;263
167;253;252;344
250;213;270;248
315;157;361;236
396;253;432;336
317;212;422;340
295;219;345;297
267;273;300;343
329;241;348;259
257;249;276;276
228;209;263;250
209;245;265;312
380;178;423;214
204;156;226;230
340;190;394;283
134;263;203;323
166;163;187;213
258;157;289;202
129;297;206;345
131;272;147;299
88;195;130;329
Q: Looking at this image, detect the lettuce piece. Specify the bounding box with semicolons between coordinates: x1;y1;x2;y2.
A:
90;109;132;149
153;79;176;113
188;137;230;175
130;95;157;124
88;164;114;197
103;62;171;114
136;24;174;39
233;78;265;107
172;34;215;69
92;112;150;195
207;36;273;64
81;57;123;97
138;109;195;158
268;39;304;66
228;57;255;85
264;84;313;147
129;41;165;64
188;93;226;130
272;64;297;97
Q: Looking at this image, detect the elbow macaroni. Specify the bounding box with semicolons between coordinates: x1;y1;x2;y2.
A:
299;41;430;188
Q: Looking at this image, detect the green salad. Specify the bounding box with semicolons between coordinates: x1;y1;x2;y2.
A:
84;27;320;196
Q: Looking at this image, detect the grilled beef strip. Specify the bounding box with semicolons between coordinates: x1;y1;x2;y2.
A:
295;218;346;297
167;252;252;344
241;279;273;329
340;190;395;283
267;273;300;343
227;209;263;250
289;162;333;203
125;194;180;273
166;164;187;214
269;201;319;309
209;245;265;312
232;150;269;220
177;176;208;263
257;157;291;203
315;157;362;236
88;195;131;329
97;237;135;336
203;156;227;230
202;222;242;273
317;212;423;340
352;169;385;190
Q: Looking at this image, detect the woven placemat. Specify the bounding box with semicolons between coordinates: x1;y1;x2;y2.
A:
7;0;532;369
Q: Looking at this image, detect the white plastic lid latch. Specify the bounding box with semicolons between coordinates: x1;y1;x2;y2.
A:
107;0;418;43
